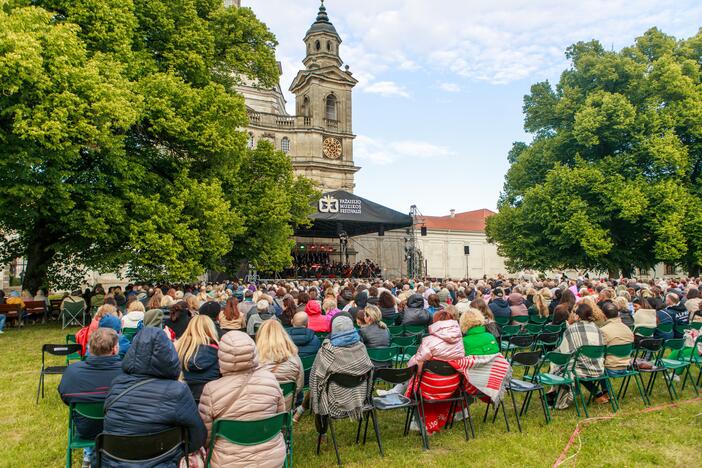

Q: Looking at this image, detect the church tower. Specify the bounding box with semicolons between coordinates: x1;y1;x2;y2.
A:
289;1;359;192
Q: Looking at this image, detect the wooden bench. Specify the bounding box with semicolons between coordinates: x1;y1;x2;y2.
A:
0;303;21;327
23;300;47;322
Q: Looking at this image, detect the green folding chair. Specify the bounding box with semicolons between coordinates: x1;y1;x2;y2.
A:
315;332;329;342
524;323;543;335
403;325;427;336
604;343;650;407
279;382;297;465
65;335;83;365
388;325;404;337
206;414;291;468
395;345;418;368
543;323;566;334
513;316;529;325
529;315;549;325
301;354;317;392
573;345;618;416
66;402;104;468
532;351;583;417
634;326;656;338
391;335;419;348
122;327;139;342
494;315;510;327
634;338;676;402
661;338;698;398
656;322;674;336
689;322;702;331
681;335;702;392
367;346;399;368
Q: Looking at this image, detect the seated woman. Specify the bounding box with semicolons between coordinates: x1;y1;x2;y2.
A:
469;298;500;339
460;308;499;355
357;304;391;349
164;301;190;339
122;300;145;328
310;316;374;430
175;315;220;401
102;327;206;467
199;331;286;468
406;311;465;434
218;297;246;332
256;320;304;411
552;302;608;405
377;291;399;324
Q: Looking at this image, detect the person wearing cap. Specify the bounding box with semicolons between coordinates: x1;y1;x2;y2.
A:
488;287;511;321
246;299;279;336
97;315;131;359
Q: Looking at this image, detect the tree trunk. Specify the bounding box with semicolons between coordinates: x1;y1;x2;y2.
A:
689;265;700;277
608;268;619;279
22;222;55;294
621;266;634;279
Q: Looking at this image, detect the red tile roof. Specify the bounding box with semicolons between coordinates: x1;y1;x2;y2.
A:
419;209;495;233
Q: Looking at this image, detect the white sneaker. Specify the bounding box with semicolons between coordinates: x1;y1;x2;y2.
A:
409;420;420;432
672;374;681;383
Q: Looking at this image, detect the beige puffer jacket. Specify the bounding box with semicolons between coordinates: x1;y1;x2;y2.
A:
260;356;304;411
198;331;286;468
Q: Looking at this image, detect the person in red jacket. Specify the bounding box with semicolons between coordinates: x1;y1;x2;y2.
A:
305;300;330;332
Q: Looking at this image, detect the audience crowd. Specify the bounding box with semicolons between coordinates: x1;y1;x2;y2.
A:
7;273;699;467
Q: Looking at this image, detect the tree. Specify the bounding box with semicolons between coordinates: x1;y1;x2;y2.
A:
486;28;702;276
0;0;317;291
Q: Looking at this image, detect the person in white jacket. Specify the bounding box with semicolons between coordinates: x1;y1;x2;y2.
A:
122;301;145;328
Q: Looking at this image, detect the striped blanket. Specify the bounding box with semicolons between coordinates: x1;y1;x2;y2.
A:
449;353;512;404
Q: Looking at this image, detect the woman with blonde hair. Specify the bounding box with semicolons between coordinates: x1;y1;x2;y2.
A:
529;288;552;319
186;294;199;316
160;294;174;308
460;308;499;355
357;304;391;349
256;320;303;410
175;315;220;401
147;289;163;310
579;296;606;325
122;300;145;328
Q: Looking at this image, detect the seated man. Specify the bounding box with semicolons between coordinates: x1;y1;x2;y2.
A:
287;312;321;357
600;302;635;377
58;328;123;468
102;327;205;467
662;293;689;338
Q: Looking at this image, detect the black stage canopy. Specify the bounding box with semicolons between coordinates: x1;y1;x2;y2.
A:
295;190;412;238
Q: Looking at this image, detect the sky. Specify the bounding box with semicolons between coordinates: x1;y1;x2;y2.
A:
241;0;702;216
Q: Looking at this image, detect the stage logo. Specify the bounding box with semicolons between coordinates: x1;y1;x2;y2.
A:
318;195;339;213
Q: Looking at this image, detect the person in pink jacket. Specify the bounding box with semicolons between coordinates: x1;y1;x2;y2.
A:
305;301;330;333
407;311;466;434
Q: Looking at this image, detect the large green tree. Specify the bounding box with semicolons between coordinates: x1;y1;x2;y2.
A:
486;28;702;277
0;0;317;290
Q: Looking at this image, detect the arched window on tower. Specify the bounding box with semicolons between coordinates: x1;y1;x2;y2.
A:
326;41;332;52
247;132;254;149
315;40;321;51
302;96;310;116
325;94;337;122
281;137;290;154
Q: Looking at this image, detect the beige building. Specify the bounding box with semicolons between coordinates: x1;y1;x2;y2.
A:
236;1;359;191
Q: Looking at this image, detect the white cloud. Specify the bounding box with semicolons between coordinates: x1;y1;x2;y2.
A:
245;0;702;88
355;135;453;165
438;82;461;93
362;80;410;98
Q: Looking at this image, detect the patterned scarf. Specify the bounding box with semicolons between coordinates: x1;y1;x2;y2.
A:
449;353;512;404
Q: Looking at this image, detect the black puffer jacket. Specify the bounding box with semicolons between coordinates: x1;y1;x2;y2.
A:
359;323;391;349
489;298;511;320
400;294;430;326
182;344;220;401
101;327;206;467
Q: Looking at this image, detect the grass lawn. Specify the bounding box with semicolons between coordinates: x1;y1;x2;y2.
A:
1;323;701;467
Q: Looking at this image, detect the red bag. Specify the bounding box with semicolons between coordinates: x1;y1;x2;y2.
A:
75;326;90;356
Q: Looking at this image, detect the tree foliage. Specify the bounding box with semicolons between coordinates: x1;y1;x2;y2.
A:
486;28;702;276
0;0;318;290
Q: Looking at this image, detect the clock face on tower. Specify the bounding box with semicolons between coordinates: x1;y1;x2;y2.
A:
322;137;342;159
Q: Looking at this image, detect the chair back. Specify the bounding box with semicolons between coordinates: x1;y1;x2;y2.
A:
500;325;522;338
122;327;139;341
544;323;565;334
403;325;427;335
529;316;548;325
373;365;417;385
72;402;105;420
605;343;635;359
544;351;574;368
524;323;543;335
96;427;187;467
634;326;655;337
663;338;685;351
300;354;316;371
391;335;419;347
510;351;542;367
535;331;560;346
508;334;535;348
210;413;287;447
328;371;371;389
494;316;510;327
576;345;606;360
388;325;404;336
422;360;458;377
636;337;664;352
43;343;82;357
63;300;86;315
690;322;702;331
367;346;399;364
24;300;46;317
513;315;529;324
280;381;297;399
656;322;673;334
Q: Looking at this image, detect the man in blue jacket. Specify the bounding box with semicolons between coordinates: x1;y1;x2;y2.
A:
58;328;123;468
287;312;321;356
101;327;206;467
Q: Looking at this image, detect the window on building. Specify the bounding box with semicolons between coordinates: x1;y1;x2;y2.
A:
281;137;290;154
326;41;332;52
325;94;337;121
315;40;321;51
302;96;310;116
247;132;254;149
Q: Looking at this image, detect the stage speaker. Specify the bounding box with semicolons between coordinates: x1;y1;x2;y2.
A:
378;225;385;236
420;226;427;236
464;245;470;255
